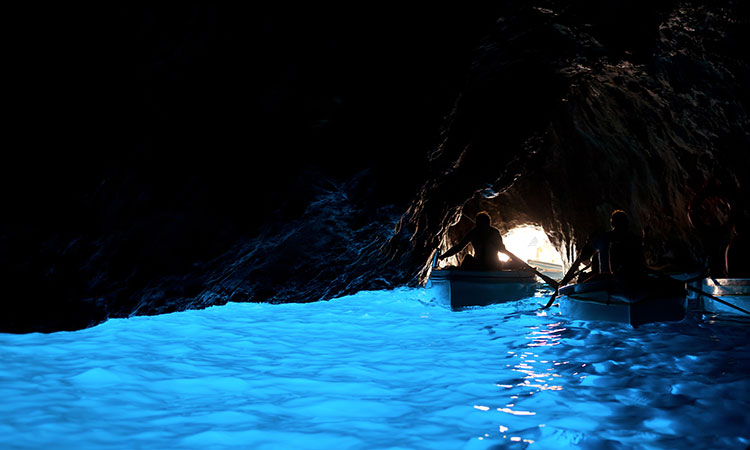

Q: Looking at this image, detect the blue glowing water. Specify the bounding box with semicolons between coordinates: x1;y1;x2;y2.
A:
1;288;748;449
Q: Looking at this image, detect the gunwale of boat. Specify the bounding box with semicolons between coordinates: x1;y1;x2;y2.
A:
557;276;687;326
430;268;537;281
428;268;538;309
692;278;750;316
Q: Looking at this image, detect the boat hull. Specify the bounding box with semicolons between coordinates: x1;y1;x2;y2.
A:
558;277;686;327
428;269;537;309
690;278;750;316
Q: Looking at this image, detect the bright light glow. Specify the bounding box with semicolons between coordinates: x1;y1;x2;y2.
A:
499;225;562;265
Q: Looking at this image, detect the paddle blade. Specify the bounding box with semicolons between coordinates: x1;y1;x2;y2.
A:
503;249;560;290
542;291;558;310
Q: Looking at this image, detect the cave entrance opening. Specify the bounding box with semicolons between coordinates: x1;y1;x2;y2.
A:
499;225;563;277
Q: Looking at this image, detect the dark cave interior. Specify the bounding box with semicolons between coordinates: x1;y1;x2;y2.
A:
2;1;749;332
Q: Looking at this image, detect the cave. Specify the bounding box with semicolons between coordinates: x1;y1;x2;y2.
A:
2;2;750;448
2;1;749;333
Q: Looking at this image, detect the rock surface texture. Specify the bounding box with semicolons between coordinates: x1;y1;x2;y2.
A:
2;2;748;332
391;1;749;282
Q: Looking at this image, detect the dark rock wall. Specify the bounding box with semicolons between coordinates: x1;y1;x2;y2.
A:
2;2;748;333
392;1;749;281
1;4;501;332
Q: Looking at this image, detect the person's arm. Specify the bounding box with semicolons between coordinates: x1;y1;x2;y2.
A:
496;235;525;265
439;230;474;260
493;232;508;254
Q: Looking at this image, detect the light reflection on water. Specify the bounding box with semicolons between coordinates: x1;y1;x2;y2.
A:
0;287;748;449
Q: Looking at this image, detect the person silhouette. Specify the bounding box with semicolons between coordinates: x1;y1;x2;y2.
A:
559;210;646;286
688;178;733;277
725;212;750;277
438;212;517;271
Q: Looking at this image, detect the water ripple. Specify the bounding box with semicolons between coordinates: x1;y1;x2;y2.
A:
0;288;748;449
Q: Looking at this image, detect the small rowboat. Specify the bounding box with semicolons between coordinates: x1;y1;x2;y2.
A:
557;276;686;327
689;278;750;316
428;269;537;309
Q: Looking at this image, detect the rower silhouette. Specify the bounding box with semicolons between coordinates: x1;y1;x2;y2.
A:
726;211;750;277
559;210;646;286
438;212;519;271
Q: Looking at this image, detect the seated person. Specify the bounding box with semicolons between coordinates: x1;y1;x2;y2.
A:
725;212;750;277
437;212;521;271
559;210;646;286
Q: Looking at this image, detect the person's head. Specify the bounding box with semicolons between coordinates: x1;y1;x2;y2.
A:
610;210;629;230
476;212;491;228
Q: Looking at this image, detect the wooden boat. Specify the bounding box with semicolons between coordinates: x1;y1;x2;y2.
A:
428;269;537;309
688;278;750;316
557;275;686;327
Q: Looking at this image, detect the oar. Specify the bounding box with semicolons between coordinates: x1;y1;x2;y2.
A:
425;250;440;289
503;249;559;290
648;269;750;315
540;262;592;310
504;249;561;310
648;269;750;316
685;284;750;316
542;291;558;310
